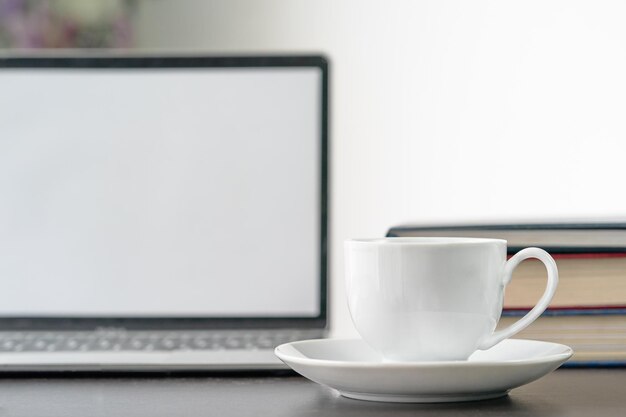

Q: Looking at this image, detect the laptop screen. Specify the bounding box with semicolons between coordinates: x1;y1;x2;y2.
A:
0;57;327;328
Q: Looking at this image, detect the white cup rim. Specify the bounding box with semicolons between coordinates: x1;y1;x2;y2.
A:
346;237;507;246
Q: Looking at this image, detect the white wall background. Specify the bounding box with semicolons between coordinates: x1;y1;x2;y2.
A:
134;0;626;337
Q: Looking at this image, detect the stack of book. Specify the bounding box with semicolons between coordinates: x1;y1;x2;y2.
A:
387;222;626;365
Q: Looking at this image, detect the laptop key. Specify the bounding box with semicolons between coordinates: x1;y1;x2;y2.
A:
193;338;209;349
157;339;177;350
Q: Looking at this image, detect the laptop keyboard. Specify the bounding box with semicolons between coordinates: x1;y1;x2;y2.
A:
0;330;312;353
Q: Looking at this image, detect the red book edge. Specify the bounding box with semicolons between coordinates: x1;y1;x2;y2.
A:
504;305;626;312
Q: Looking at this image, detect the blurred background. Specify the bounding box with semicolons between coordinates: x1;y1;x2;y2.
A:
3;0;626;338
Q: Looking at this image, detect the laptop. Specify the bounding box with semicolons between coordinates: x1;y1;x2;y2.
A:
0;55;329;371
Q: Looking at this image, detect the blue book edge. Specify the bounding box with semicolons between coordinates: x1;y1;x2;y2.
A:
562;361;626;368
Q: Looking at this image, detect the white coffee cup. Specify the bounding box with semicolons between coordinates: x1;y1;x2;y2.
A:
344;237;558;362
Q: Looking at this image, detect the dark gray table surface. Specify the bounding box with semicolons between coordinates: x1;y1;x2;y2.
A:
0;369;624;417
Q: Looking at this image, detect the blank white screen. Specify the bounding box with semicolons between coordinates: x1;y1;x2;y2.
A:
0;67;321;317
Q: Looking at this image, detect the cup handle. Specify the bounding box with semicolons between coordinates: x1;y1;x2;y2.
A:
477;247;559;350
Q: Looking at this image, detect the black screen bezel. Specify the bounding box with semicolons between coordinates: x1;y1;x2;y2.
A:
0;55;329;331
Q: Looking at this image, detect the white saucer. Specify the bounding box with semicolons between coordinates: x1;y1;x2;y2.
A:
275;338;572;403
